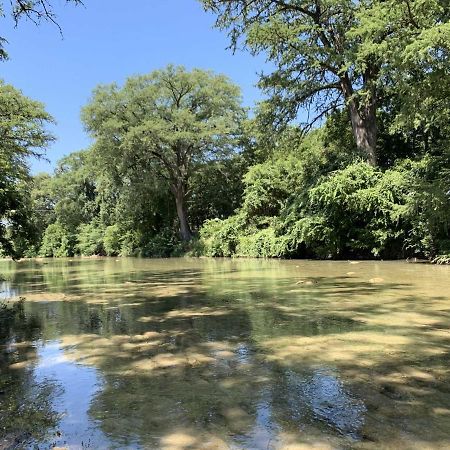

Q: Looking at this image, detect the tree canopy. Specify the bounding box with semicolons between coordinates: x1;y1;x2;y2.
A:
82;65;245;240
0;81;54;257
201;0;450;166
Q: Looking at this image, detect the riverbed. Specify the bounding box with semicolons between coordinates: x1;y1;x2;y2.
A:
1;258;449;449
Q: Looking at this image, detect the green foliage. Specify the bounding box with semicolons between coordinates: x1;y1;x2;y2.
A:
203;0;450;165
118;231;140;257
240;157;303;220
188;156;246;230
103;225;122;256
76;221;105;256
399;154;450;257
0;81;54;258
200;216;243;257
35;119;448;263
3;49;445;264
290;162;411;258
51;150;99;231
140;229;179;258
198;130;365;258
30;173;56;236
236;226;286;258
82;65;246;241
39;222;75;257
199;137;450;260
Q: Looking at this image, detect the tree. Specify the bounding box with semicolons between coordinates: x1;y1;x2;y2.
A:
50;150;98;230
0;0;83;60
82;65;245;241
201;0;450;166
0;81;54;257
30;173;57;238
188;155;247;230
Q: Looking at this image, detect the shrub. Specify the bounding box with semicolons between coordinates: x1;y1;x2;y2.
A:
119;231;140;257
183;238;206;257
103;224;122;256
39;223;75;257
236;225;286;258
200;216;244;257
400;155;450;258
76;221;105;256
198;155;450;260
297;162;410;258
140;230;177;257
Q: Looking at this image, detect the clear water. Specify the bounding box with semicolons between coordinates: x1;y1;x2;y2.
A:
1;257;449;449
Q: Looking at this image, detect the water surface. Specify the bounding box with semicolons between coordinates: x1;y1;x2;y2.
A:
1;258;449;449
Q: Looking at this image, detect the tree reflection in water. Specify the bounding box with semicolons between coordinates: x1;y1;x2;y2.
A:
0;298;60;449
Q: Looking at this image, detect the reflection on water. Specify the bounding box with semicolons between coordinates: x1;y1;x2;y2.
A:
284;368;366;439
0;281;17;300
33;342;110;449
0;257;449;449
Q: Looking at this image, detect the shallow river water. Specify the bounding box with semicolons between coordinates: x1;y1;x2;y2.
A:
0;257;450;449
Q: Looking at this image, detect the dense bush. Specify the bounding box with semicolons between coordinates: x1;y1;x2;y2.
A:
235;225;286;258
287;163;411;258
200;216;243;257
240;157;303;220
39;223;76;257
400;154;450;259
76;221;105;256
103;224;122;256
140;229;178;258
198;153;450;260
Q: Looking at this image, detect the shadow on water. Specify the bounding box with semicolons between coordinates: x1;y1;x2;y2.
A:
0;258;449;449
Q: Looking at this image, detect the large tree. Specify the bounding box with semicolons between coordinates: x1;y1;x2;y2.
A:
201;0;450;166
0;81;54;256
82;65;245;241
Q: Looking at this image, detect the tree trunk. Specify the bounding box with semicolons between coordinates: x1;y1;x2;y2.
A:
340;73;378;167
348;99;378;166
173;187;193;241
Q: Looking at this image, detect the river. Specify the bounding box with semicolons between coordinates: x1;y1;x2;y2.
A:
0;258;449;449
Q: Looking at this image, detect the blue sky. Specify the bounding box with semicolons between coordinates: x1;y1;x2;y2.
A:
2;0;267;173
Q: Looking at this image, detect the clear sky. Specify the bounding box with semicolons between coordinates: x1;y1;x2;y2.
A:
2;0;267;173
